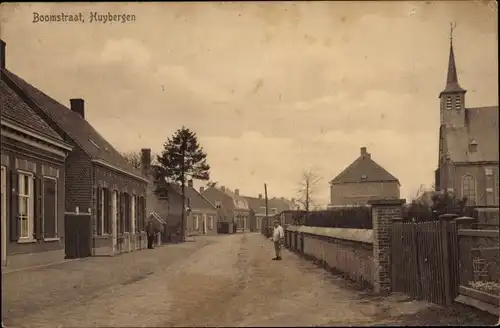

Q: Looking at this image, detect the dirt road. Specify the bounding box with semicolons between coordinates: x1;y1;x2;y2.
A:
2;233;494;327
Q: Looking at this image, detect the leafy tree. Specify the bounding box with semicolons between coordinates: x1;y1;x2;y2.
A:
154;126;210;242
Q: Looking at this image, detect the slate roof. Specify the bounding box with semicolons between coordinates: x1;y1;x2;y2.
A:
3;69;143;178
244;196;293;215
0;78;61;141
444;106;499;163
330;152;399;185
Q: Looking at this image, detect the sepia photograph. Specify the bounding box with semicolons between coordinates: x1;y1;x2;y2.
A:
1;1;498;327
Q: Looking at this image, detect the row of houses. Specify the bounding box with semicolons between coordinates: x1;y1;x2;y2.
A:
0;39;295;268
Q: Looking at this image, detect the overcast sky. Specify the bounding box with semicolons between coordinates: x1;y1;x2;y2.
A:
1;2;498;205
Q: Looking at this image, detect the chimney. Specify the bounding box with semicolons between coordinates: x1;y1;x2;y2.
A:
234;189;239;196
200;186;205;193
220;186;225;192
70;99;85;118
140;148;151;174
0;39;5;69
188;179;193;188
360;147;371;159
258;193;262;199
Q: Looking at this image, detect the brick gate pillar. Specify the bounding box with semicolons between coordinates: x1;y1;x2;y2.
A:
368;198;406;294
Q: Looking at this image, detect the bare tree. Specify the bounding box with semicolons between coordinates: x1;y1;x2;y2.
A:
122;150;158;169
296;168;323;213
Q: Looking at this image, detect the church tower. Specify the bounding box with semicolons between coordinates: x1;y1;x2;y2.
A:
439;23;467;127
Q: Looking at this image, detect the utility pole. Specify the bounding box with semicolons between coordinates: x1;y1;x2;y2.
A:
264;183;269;235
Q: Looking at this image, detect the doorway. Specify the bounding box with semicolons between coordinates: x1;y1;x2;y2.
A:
1;166;7;266
112;190;118;252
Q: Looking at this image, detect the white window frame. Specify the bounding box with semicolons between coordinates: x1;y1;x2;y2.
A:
42;176;58;240
18;171;34;241
131;195;136;234
208;216;213;230
194;215;199;230
271;208;278;214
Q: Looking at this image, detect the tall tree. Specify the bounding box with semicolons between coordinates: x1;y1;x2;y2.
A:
155;126;210;242
296;168;322;214
122;150;158;169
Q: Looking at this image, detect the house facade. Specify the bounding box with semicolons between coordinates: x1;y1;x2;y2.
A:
244;194;295;232
329;147;400;206
2;39;149;257
202;186;253;232
185;180;218;236
1;41;73;268
435;36;499;207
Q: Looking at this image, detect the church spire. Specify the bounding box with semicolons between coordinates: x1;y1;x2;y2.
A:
440;22;465;96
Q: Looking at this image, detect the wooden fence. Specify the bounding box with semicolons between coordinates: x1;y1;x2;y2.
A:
392;217;500;315
391;219;458;306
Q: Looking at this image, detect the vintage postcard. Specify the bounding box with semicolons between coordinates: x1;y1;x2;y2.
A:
1;1;498;327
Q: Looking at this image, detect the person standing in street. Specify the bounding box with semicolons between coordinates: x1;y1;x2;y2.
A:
146;220;156;249
271;220;284;260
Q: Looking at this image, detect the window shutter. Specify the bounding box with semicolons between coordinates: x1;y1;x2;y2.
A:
120;193;125;234
42;178;57;238
10;170;19;241
96;186;103;235
34;176;42;240
105;189;111;234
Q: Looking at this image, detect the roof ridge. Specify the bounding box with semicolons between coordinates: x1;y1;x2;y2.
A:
3;69;92;158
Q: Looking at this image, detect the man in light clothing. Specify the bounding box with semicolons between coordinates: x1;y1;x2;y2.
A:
272;220;284;260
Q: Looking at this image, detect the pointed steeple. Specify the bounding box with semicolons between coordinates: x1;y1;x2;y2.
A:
440;23;466;97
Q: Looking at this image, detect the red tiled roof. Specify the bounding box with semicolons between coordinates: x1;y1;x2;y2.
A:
3;69;143;178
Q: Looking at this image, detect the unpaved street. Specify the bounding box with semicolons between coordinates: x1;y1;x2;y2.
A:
2;233;494;327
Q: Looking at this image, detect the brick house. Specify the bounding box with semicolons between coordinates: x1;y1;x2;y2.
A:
1;40;74;268
329;147;400;206
150;178;218;238
435;37;499;206
244;194;295;231
2;40;149;256
202;186;253;232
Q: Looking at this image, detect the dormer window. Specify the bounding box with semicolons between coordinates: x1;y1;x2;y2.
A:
215;201;221;209
469;139;478;152
455;97;461;110
446;96;452;110
361;174;367;180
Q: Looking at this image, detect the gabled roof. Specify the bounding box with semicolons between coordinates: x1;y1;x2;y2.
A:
221;188;250;210
163;182;216;212
444;106;499;163
330;151;399;185
3;69;145;181
1;78;61;141
244;196;293;215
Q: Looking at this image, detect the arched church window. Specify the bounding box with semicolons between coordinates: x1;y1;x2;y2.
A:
462;174;477;205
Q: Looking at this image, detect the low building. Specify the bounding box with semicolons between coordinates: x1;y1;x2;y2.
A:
244;194;295;231
1;40;73;268
329;147;400;206
1;39;149;257
202;186;253;233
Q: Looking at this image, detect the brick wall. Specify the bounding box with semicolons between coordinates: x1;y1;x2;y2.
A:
368;198;405;294
65;146;93;213
330;181;400;205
